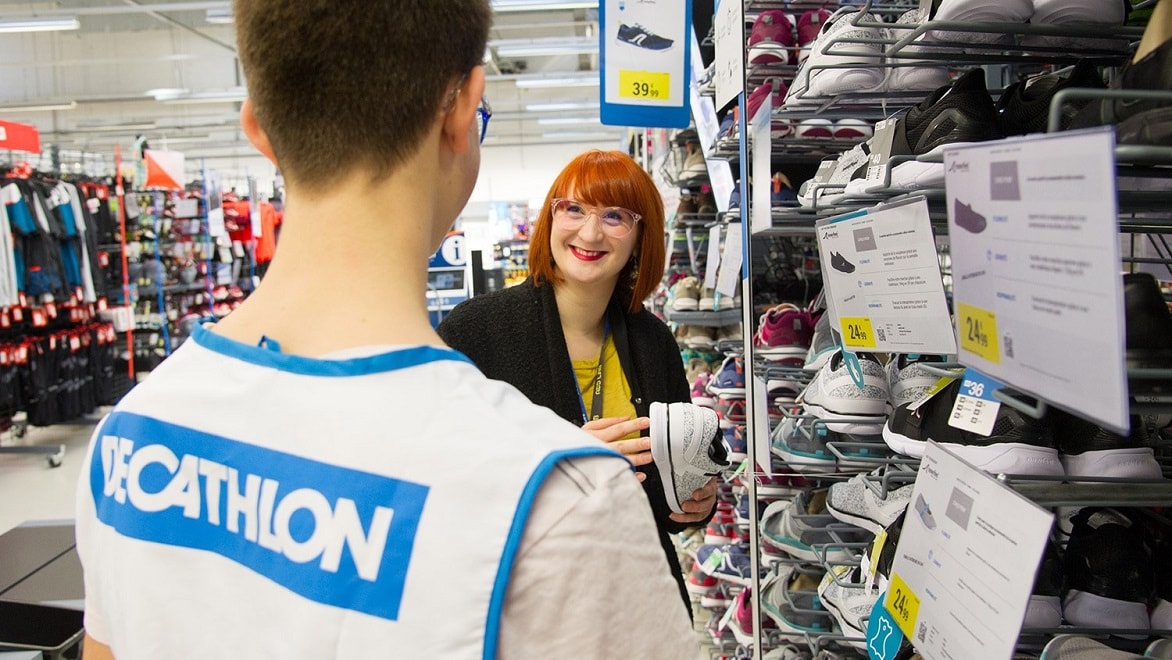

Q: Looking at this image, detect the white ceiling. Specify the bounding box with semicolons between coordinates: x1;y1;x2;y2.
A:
0;1;618;183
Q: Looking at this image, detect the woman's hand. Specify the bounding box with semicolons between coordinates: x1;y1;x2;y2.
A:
582;416;653;482
669;477;718;524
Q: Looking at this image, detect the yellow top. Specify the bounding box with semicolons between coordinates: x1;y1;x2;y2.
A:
573;334;639;439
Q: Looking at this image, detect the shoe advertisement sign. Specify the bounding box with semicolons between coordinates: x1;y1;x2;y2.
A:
883;441;1053;660
814;196;957;356
943;129;1128;434
599;0;692;129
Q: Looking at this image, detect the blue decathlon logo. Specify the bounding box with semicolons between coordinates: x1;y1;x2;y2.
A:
89;412;429;621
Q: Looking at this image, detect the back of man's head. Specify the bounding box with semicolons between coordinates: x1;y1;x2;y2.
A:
234;0;492;193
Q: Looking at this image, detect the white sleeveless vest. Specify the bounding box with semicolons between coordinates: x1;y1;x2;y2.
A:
78;324;620;658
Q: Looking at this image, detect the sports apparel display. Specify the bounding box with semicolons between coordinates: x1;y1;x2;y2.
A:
77;323;699;658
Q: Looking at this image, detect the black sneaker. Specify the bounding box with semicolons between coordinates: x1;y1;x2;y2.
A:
829;251;855;274
1070;38;1172;145
617;23;674;51
1063;508;1153;635
1025;540;1065;629
1124;272;1172;369
1053;410;1162;479
881;378;1064;475
953;199;987;233
996;60;1106;136
891;68;1003;157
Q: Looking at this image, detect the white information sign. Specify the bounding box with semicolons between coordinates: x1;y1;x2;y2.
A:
709;159;735;214
716;222;742;297
753;374;771;475
703;224;722;292
713;0;744;109
885;442;1053;660
750;95;772;235
944;129;1128;434
815;197;957;355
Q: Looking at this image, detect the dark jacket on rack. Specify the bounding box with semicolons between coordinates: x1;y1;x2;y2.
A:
437;277;704;610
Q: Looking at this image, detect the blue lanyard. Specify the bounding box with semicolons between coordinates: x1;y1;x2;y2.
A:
574;320;610;425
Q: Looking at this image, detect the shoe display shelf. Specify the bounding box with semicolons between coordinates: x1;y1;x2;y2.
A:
666;307;744;327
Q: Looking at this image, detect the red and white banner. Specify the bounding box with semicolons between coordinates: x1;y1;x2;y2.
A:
0;119;41;153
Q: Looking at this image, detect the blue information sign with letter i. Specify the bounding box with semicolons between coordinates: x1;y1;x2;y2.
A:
599;0;692;129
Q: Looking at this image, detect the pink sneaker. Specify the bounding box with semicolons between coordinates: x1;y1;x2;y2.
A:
746;80;793;138
797;9;832;62
748;10;795;65
691;372;715;407
687;559;718;595
754;304;815;360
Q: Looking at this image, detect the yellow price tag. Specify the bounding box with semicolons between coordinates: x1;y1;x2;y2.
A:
839;316;878;349
884;572;922;639
957;303;1000;364
618;70;671;101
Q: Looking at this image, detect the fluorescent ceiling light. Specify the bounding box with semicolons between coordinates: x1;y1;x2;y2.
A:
161;88;247;105
205;7;233;23
541;131;620;140
0;17;80;33
515;75;599;89
0;100;76;112
492;1;596;11
536;116;599;126
145;88;190;100
493;37;597;57
525;101;600;112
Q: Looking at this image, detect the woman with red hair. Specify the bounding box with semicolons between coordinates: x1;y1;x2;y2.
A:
438;150;717;610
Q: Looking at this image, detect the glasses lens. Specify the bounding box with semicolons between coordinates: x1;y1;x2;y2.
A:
553;199;584;220
599;208;635;231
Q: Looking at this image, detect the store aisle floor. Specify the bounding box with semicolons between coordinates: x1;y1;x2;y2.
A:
0;415;101;535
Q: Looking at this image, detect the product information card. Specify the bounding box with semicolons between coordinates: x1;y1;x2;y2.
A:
943;129;1128;434
599;0;691;129
712;0;744;109
884;442;1053;660
750;96;773;235
815;197;957;356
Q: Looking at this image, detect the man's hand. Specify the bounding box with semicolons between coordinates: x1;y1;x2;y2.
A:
669;477;718;524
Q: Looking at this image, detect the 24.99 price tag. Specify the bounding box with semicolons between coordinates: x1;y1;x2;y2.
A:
840;316;878;349
957;303;1000;364
884;572;922;639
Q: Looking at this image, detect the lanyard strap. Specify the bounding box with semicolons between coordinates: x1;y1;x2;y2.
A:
576;321;610;424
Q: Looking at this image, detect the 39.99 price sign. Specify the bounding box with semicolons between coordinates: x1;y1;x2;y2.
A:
619;70;670;100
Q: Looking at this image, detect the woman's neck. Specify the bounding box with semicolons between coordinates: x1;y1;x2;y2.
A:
555;281;612;360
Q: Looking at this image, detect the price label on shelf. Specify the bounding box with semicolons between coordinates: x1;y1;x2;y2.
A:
956;303;1000;364
618;70;670;100
839;316;877;349
884;573;922;639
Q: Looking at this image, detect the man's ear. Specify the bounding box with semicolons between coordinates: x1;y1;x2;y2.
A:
240;98;278;165
441;66;486;153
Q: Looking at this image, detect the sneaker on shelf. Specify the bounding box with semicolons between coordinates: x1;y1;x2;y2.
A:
1070;37;1172;146
679;148;708;182
698;287;717;310
787;9;887;104
804;311;839;372
748;10;796;66
696;188;717;214
1147;638;1172;659
761;490;871;562
1025;540;1065;629
691;372;716;408
795;9;831;63
796;118;835;139
797;349;889;431
1062;508;1153;636
729;587;775;646
882;378;1064;475
1053;410;1162;479
886;68;1003;191
996;60;1106;137
747;79;793;138
1124;273;1172;372
761;565;833;641
668;275;701;311
616;23;674;51
1027;0;1128;52
768;376;804;408
1040;636;1146;660
704;519;735;546
881;7;952;92
709;355;747;397
685;325;718;349
715;397;746;430
755;304;815;361
826;468;914;534
817;564;880;649
716;323;743;343
696;542;753;587
687;557;720;595
770;415;839;474
700;583;734;611
649;402;729;514
685;356;711;383
924;0;1032;46
723;425;747;463
675;194;699;218
833;118;873;141
885;353;951;409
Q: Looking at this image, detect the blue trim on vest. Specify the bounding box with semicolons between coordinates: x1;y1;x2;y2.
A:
191;322;474;376
482;447;627;660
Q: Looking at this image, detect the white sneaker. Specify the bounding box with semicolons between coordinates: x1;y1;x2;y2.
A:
789;8;886;103
798;349;889;425
885;353;950;409
826;469;913;534
649;402;729;514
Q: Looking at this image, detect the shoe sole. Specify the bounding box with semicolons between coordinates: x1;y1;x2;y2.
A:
672;300;700;311
770;444;838;474
801;402;888;433
1060;448;1162;479
1063;589;1150;638
650;402;685;514
756;345;810;359
882;424;1064;475
1023;595;1063;629
748;43;791;65
824;499;890;535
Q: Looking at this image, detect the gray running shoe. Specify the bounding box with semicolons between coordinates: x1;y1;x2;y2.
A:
826;469;914;534
650;402;729;514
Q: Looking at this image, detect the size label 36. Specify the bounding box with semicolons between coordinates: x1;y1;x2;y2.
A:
947;368;1003;436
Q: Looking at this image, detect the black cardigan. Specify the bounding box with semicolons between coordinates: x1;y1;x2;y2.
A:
437;278;705;608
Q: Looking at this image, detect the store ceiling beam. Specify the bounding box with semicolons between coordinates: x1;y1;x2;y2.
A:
0;2;230;19
119;0;237;54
